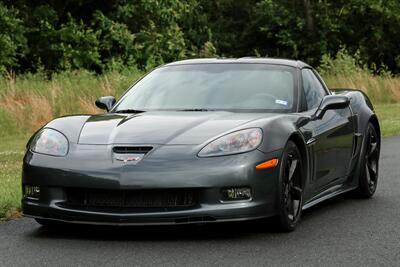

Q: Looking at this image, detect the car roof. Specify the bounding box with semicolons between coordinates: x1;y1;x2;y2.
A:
165;57;310;69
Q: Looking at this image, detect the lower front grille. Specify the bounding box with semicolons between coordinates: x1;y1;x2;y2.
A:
65;188;198;210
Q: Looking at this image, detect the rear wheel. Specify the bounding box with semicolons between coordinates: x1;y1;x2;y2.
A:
356;122;380;198
276;141;304;232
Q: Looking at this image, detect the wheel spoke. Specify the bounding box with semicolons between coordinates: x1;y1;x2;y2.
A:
286;184;302;222
288;158;298;181
365;129;378;185
282;148;304;223
293;199;300;216
365;164;370;184
288;195;295;218
367;162;376;182
368;141;377;157
290;186;302;199
367;160;376;174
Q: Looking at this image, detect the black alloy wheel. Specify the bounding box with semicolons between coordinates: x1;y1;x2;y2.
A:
357;123;380;198
277;141;304;232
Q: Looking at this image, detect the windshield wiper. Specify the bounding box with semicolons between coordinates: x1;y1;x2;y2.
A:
178;108;216;112
114;109;146;114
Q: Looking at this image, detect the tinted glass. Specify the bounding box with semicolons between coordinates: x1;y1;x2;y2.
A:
302;69;327;109
114;64;296;112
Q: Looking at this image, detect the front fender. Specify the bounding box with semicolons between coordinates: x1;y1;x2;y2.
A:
31;115;90;144
248;115;307;154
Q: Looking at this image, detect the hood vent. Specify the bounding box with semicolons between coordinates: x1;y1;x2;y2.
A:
113;146;153;154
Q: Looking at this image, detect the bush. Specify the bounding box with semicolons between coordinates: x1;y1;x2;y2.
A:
0;3;27;73
318;49;367;77
58;16;102;71
92;11;137;70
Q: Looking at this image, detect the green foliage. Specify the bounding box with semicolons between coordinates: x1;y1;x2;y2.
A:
59;15;102;70
255;0;306;58
24;6;102;72
24;5;60;72
318;49;367;77
0;3;26;73
92;11;137;69
1;0;400;74
112;0;200;69
198;0;257;57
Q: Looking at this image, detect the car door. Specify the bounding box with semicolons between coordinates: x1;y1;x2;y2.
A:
301;68;354;192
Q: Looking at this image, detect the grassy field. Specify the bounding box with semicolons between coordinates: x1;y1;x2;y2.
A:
0;136;26;219
375;104;400;137
0;69;399;219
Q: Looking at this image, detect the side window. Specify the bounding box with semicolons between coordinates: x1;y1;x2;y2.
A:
302;69;327;109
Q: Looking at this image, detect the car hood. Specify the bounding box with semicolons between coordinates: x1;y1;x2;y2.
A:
78;111;271;145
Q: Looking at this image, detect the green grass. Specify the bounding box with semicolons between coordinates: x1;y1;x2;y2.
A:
375;104;400;137
0;136;26;219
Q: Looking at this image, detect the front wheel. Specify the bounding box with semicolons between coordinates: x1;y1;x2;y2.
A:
276;141;304;232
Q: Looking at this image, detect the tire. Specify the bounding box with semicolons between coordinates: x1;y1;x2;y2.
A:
276;140;304;232
355;122;380;198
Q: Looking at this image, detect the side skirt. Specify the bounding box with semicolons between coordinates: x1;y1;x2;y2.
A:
302;184;357;210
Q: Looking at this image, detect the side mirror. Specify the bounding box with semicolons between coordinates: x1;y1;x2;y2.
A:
95;96;116;112
313;95;350;120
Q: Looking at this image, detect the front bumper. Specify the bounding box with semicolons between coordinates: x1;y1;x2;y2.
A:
22;144;282;225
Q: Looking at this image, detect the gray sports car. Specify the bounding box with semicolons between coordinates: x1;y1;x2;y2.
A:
22;58;380;231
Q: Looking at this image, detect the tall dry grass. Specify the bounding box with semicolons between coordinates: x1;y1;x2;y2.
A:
319;49;400;104
0;70;143;136
323;72;400;104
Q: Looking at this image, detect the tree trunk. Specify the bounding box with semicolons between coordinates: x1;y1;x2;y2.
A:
302;0;316;38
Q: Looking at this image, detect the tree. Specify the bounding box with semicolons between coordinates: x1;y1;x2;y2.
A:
0;3;27;73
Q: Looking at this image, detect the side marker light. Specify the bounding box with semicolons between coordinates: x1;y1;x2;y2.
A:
256;158;279;169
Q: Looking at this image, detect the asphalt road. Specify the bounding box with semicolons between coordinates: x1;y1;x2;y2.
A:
1;137;400;267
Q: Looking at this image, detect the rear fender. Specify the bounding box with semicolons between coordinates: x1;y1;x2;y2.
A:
331;88;380;185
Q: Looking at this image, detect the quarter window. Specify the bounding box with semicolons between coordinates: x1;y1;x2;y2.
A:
302;69;327;109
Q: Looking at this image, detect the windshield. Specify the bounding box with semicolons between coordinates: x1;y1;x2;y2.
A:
113;63;296;112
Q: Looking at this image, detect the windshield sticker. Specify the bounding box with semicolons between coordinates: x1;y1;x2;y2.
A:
275;99;288;106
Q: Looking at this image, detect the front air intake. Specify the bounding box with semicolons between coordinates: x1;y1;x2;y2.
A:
64;188;199;211
112;146;153;154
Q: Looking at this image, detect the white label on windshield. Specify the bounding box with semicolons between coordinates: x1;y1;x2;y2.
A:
275;99;288;106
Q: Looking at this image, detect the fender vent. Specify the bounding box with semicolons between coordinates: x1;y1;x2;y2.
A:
113;146;152;154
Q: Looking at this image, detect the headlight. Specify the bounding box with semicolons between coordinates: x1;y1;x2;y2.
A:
198;128;263;157
30;128;69;156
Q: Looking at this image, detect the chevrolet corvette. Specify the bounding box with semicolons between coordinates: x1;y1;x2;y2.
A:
22;58;380;231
